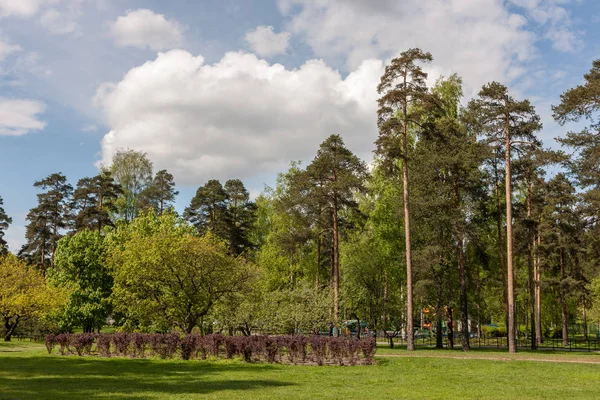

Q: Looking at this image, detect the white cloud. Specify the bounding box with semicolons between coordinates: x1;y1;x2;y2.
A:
0;0;44;18
245;25;291;57
95;50;382;185
278;0;541;97
0;0;83;35
509;0;582;52
39;7;80;35
0;98;46;136
109;9;183;51
0;36;20;61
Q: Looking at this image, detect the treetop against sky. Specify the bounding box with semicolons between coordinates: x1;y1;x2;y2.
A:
1;0;600;251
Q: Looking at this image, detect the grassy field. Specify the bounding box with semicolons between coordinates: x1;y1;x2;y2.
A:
1;341;600;399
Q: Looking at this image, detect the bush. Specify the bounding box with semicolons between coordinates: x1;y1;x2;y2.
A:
308;335;327;366
45;334;56;354
56;333;71;355
43;333;376;365
112;332;130;356
180;334;199;360
150;333;181;359
97;334;112;357
360;337;376;364
72;333;95;356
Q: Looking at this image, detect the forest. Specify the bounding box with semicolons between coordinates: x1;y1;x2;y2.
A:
1;49;599;355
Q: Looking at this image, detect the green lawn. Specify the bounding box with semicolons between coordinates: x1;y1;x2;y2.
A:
1;341;600;399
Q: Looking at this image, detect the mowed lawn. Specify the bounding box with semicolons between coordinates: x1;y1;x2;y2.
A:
1;341;600;399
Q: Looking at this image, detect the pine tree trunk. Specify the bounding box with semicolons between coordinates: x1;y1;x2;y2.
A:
527;183;537;349
504;103;516;353
560;248;568;346
332;198;340;336
454;183;470;351
535;230;543;344
582;299;588;341
402;73;414;351
494;163;509;333
315;236;321;293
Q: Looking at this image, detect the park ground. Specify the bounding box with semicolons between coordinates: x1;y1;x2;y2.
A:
1;341;600;399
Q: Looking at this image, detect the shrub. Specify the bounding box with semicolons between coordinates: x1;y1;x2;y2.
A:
72;333;95;356
56;333;71;355
347;337;360;366
206;334;224;357
328;337;347;365
180;334;199;360
130;333;148;358
112;332;130;356
150;333;180;359
287;335;307;364
309;335;327;366
45;334;56;354
360;337;377;364
235;336;253;362
97;334;112;357
224;336;237;359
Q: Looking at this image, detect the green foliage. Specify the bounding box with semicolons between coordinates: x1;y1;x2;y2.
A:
110;149;153;222
0;253;64;341
107;211;251;333
0;196;11;255
50;230;112;332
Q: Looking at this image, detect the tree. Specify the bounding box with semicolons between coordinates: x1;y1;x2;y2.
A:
110;149;153;221
376;48;433;350
0;196;12;255
224;179;256;255
108;211;250;333
413;74;486;351
50;230;112;333
301;134;367;334
184;179;229;238
0;253;62;341
24;173;73;271
553;60;600;340
538;174;581;346
142;169;179;215
73;169;122;232
468;82;542;353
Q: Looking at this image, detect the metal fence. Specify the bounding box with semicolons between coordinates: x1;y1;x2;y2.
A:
380;334;600;352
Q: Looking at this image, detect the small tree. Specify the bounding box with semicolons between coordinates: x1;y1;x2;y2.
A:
50;230;113;333
108;211;251;333
0;253;62;341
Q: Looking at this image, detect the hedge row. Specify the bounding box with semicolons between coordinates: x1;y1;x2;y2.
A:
45;333;377;365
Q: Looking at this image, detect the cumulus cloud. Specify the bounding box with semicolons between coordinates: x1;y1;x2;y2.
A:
0;98;46;136
95;50;382;185
245;25;291;57
0;0;83;35
278;0;542;96
109;9;183;51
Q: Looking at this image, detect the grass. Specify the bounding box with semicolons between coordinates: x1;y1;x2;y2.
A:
1;341;600;399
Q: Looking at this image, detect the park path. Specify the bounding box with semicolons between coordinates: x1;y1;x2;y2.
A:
377;352;600;365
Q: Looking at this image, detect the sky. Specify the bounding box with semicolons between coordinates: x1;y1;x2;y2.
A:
1;0;599;252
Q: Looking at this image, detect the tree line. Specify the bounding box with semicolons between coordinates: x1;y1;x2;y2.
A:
1;51;599;353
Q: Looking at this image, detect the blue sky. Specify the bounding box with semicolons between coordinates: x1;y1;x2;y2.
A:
1;0;599;251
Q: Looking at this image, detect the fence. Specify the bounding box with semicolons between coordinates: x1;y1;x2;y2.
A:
380;334;600;352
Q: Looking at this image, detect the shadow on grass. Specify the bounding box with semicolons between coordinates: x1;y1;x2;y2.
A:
0;356;292;399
